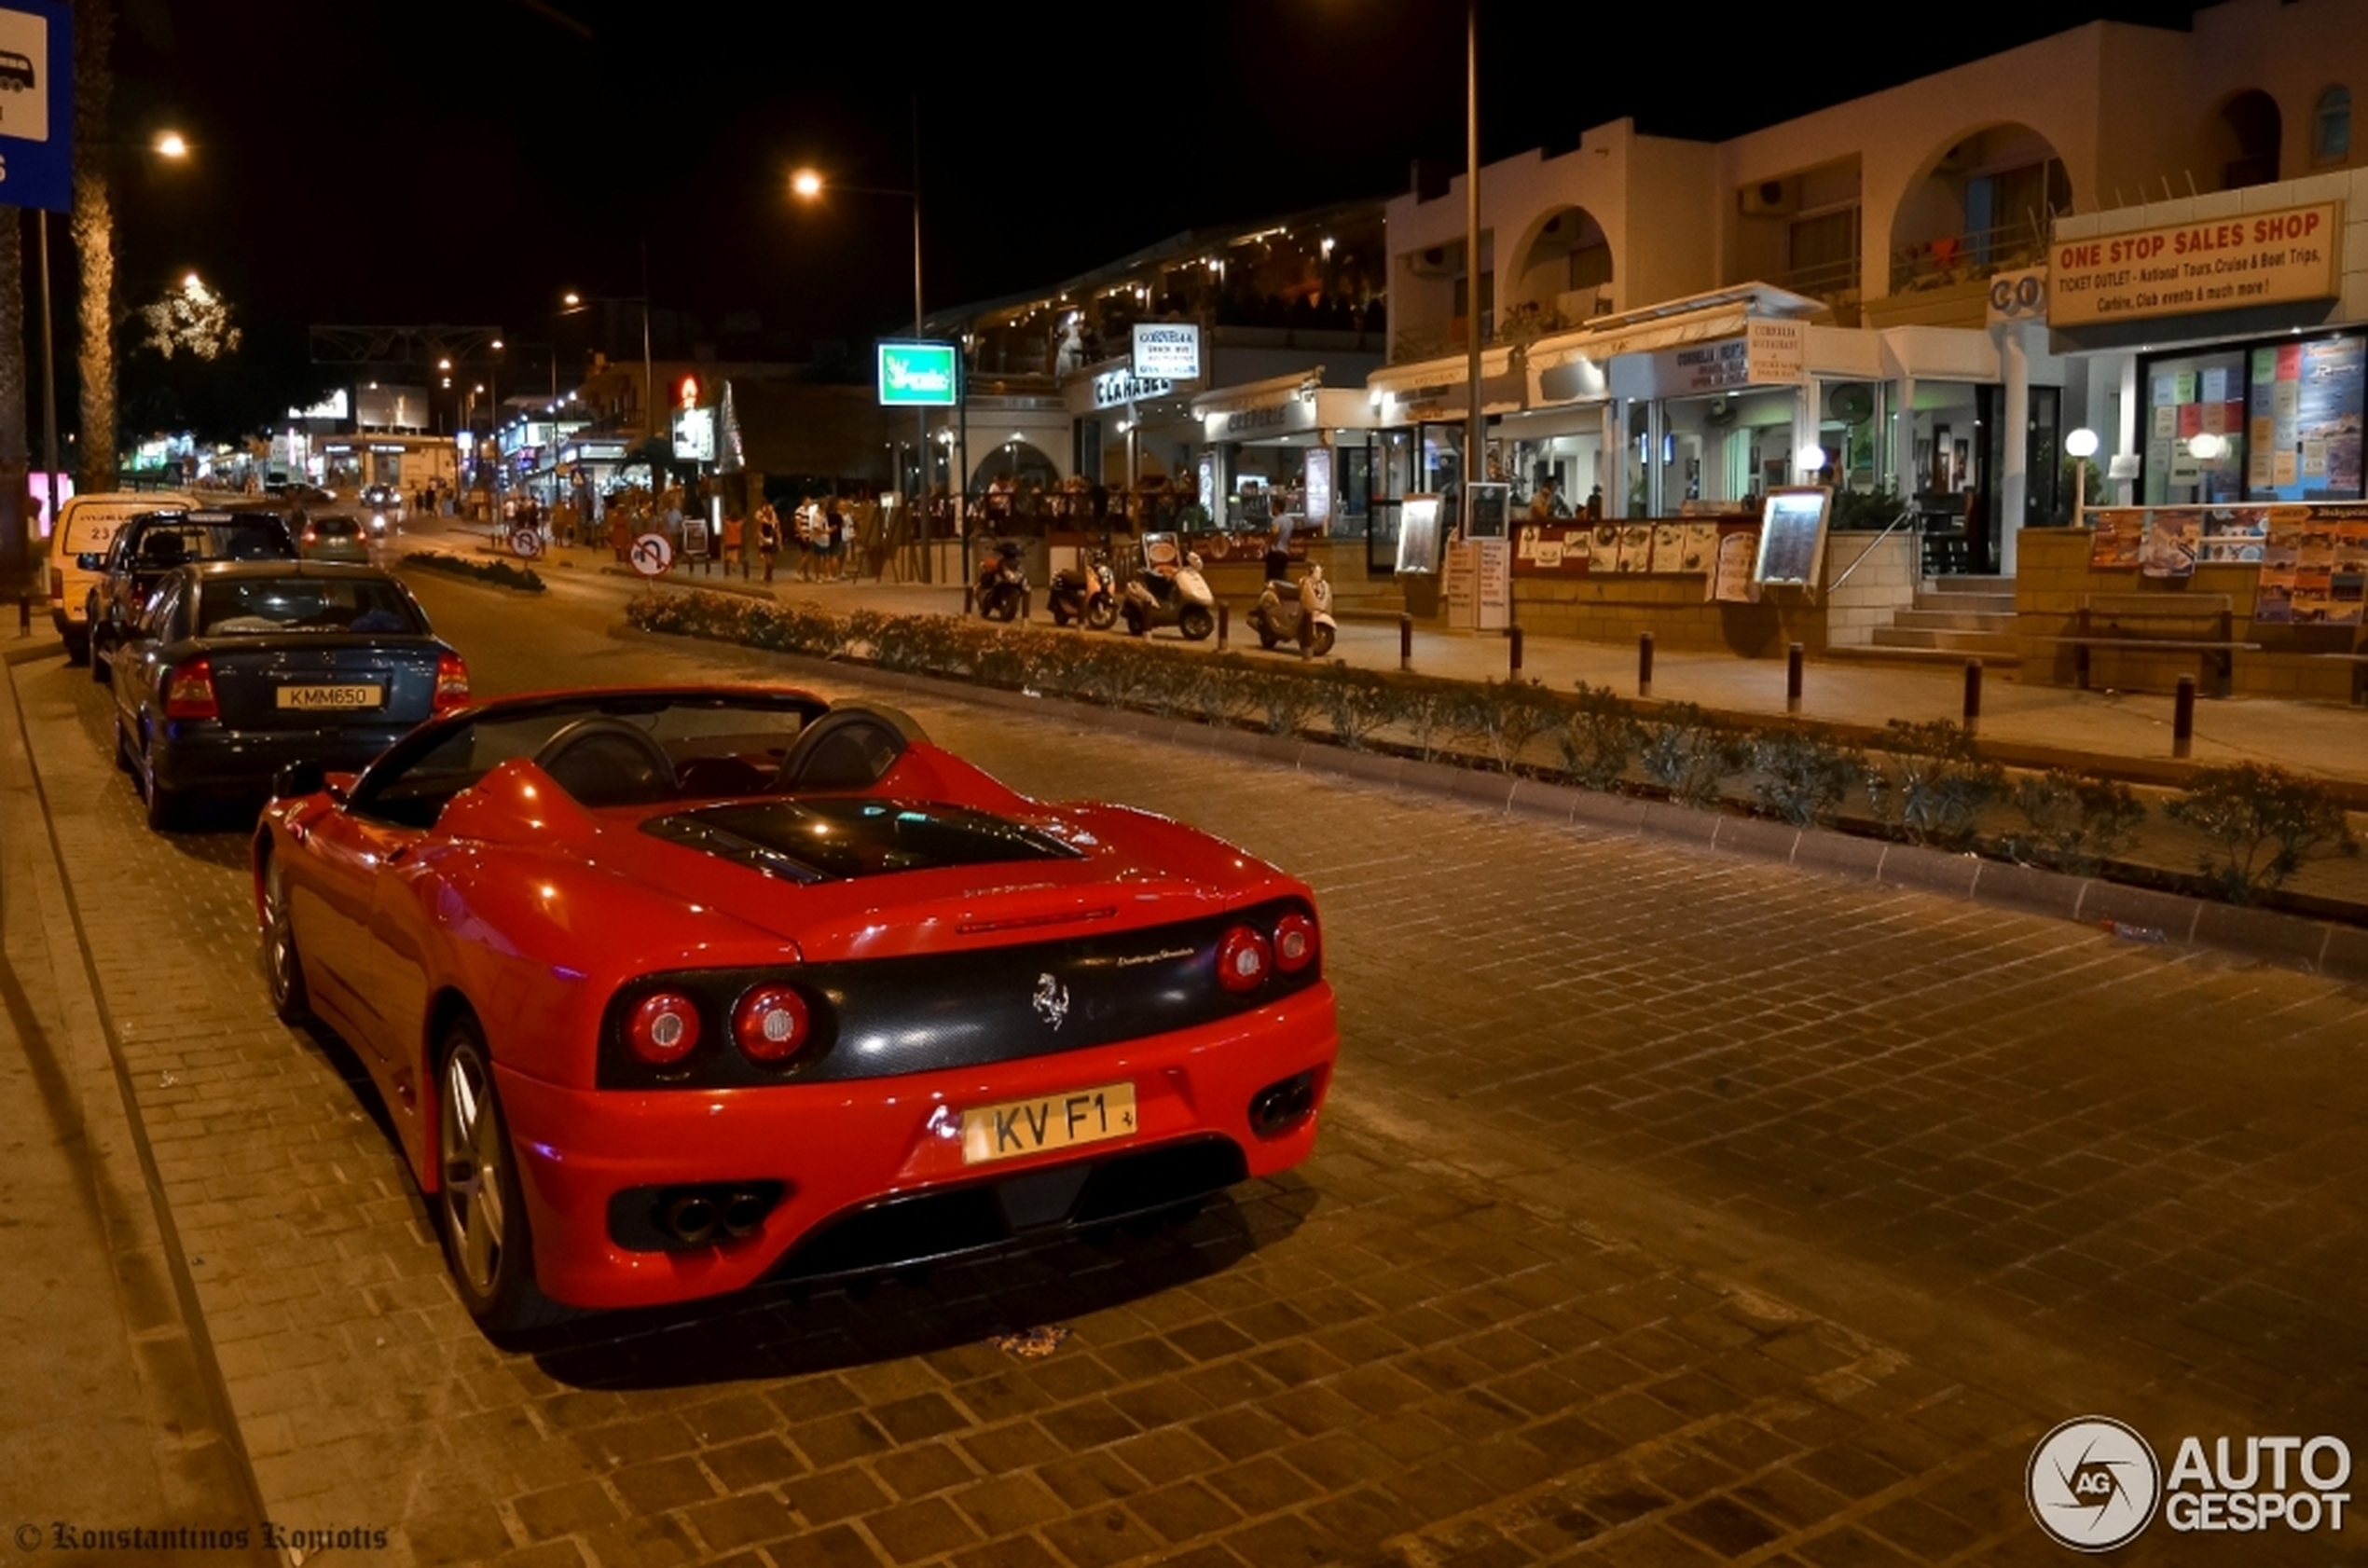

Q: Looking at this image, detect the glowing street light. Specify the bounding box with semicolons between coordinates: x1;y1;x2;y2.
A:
789;168;823;199
2066;427;2100;523
154;131;188;158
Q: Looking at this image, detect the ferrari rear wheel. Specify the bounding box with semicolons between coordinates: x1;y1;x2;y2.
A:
436;1019;562;1334
260;854;311;1025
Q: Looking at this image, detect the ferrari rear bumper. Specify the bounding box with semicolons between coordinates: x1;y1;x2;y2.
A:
493;984;1337;1310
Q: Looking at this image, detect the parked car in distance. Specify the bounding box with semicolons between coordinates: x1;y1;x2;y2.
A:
88;509;300;681
49;490;199;663
113;560;467;831
252;687;1338;1332
298;514;373;563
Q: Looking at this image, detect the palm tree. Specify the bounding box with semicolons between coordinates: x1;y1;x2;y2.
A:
73;0;117;494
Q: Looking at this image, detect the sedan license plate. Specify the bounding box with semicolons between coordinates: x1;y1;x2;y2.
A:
276;683;382;711
960;1081;1136;1166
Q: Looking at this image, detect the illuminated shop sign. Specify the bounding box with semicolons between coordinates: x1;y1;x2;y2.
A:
2052;202;2343;327
877;341;959;406
1133;323;1202;380
1093;369;1171;409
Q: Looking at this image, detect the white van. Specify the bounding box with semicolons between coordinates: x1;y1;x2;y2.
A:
51;490;196;661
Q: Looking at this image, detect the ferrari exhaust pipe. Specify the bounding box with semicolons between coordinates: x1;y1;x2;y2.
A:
721;1190;769;1238
665;1192;720;1245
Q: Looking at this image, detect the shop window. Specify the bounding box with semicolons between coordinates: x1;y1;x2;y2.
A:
2315;87;2352;166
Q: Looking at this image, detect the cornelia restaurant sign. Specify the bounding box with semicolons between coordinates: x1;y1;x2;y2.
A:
2050;201;2343;326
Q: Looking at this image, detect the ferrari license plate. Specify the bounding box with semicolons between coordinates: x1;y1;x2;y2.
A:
960;1081;1136;1166
276;683;382;710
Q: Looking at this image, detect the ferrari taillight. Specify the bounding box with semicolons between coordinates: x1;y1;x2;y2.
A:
162;658;219;721
732;985;811;1064
432;652;469;714
1273;912;1318;974
625;991;701;1066
1216;924;1272;995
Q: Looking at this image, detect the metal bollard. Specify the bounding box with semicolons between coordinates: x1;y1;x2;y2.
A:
1398;612;1412;672
963;584;975;616
1962;657;1983;735
2172;674;2196;759
1638;631;1654;698
1786;642;1803;715
1508;625;1523;678
1216;599;1229;651
17;592;28;637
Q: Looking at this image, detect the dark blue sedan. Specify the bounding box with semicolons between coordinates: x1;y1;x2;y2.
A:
110;561;469;830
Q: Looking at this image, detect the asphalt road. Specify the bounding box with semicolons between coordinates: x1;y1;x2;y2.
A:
4;557;2362;1567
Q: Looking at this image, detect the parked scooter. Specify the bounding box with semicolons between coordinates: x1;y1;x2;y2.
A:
973;539;1029;621
1249;563;1337;656
1121;532;1216;641
1046;549;1119;630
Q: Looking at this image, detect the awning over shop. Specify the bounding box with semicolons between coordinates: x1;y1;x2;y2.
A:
1526;282;1824;371
1366;346;1519;400
1191;369;1379;441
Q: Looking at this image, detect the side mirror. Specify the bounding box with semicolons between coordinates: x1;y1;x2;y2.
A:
272;761;326;800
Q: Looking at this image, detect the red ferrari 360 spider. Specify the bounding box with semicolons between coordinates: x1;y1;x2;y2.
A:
251;688;1337;1331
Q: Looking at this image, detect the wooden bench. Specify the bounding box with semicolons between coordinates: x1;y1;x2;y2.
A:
2041;593;2261;698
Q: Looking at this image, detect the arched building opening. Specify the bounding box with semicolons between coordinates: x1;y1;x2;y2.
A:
1504;206;1611;337
1889;124;2070;294
2214;89;2283;188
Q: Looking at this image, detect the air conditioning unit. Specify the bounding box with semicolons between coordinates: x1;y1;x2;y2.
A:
1406;245;1460;278
1737;178;1799;217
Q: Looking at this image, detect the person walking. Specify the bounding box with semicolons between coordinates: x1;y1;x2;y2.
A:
794;496;820;581
824;498;847;582
755;501;781;583
722;510;746;578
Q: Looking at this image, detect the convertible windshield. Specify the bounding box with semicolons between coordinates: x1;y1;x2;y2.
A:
640;798;1081;882
351;694;827;829
198;576;423;636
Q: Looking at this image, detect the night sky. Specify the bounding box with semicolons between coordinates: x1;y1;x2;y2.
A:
102;0;2206;434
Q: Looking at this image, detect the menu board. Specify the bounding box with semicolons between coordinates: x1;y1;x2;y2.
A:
1510;519;1719;577
2251;504;2368;626
1752;487;1831;587
2140;511;2199;579
2090;508;2144;569
1464;481;1510;540
1397;494;1444;576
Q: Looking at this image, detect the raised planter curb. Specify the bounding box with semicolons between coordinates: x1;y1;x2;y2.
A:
614;623;2368;984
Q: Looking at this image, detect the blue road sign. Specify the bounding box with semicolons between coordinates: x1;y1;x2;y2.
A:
0;0;70;213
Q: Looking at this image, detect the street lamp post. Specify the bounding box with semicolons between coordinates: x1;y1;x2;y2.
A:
791;103;933;583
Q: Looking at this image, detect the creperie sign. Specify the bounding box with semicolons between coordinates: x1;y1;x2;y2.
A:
2050;202;2341;326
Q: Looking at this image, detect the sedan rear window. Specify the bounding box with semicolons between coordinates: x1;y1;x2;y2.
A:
197;577;424;636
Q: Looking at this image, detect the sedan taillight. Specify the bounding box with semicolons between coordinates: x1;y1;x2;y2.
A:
432;653;469;713
162;657;219;721
625;991;701;1066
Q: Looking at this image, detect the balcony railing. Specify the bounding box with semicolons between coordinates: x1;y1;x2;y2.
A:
1769;255;1861;305
1889;217;2055;294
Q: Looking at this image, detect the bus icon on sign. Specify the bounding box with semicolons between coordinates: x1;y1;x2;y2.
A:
0;51;33;91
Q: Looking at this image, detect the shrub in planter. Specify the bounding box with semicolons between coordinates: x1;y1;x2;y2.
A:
840;608;888;660
1459;680;1563;774
1865;720;2003;850
1246;667;1326;736
1557;683;1645;791
1747;728;1861;827
1394;680;1465;763
2165;762;2360;903
2004;771;2146;873
1316;666;1396;751
402;551;546;592
1638;703;1748;807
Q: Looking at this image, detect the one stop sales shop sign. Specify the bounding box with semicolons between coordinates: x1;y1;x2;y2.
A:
0;0;71;213
2050;201;2342;327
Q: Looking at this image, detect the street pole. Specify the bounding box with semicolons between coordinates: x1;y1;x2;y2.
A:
37;210;57;517
912;95;929;586
640;237;655;460
1463;0;1482;543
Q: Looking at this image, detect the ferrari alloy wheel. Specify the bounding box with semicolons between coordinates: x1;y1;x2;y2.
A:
260;855;310;1025
1179;605;1215;642
437;1021;558;1333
